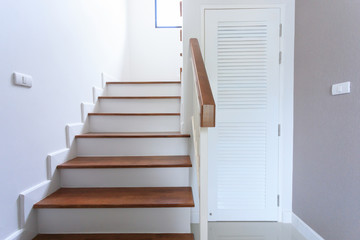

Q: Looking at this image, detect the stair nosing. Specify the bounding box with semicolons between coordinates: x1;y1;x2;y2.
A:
98;96;181;99
33;233;194;240
57;156;192;169
88;113;180;116
106;81;181;84
33;187;195;209
75;132;191;138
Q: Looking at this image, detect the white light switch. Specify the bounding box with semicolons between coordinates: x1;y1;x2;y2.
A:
13;72;33;88
332;81;350;95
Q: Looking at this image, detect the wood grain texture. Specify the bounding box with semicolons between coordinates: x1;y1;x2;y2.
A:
106;81;181;84
33;233;194;240
98;96;181;99
33;187;195;208
190;38;216;127
75;132;190;138
57;156;192;169
88;113;180;116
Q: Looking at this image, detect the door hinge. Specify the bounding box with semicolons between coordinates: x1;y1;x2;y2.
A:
278;124;281;136
279;24;283;37
279;51;282;64
277;195;280;207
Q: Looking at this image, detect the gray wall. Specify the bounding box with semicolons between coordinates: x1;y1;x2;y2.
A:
294;1;360;240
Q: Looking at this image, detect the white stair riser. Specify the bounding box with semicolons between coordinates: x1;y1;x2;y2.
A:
89;115;180;132
77;138;189;156
37;208;191;233
60;168;189;187
98;98;180;113
106;84;181;96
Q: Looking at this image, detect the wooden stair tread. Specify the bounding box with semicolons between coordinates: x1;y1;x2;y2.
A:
75;132;190;138
88;113;180;116
58;156;192;169
33;187;194;208
99;96;181;99
107;81;181;84
33;233;194;240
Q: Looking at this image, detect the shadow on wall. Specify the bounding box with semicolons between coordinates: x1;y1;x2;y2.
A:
12;74;108;240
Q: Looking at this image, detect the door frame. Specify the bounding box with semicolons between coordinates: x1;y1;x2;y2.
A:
201;4;294;223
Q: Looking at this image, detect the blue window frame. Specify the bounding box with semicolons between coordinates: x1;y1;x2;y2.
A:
155;0;182;28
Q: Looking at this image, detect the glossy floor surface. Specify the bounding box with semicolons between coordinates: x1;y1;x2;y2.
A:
192;222;307;240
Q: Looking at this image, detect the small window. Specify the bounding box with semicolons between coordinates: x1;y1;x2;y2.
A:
155;0;182;28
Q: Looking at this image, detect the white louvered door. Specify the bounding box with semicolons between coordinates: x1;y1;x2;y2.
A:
205;8;281;221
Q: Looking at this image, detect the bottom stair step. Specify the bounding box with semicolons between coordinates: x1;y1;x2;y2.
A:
33;233;194;240
34;188;194;233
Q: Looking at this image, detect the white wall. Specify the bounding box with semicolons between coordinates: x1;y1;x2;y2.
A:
127;0;180;81
182;0;295;222
0;0;129;238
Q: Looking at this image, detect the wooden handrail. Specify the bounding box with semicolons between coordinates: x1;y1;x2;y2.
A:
190;38;216;127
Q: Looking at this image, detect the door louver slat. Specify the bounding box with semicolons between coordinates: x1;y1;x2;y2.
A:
217;22;268;110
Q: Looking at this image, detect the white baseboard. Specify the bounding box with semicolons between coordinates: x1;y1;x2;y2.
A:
65;123;84;160
46;148;70;180
93;86;105;103
81;102;95;123
191;210;200;224
4;229;23;240
4;229;38;240
65;123;84;148
11;180;60;240
8;77;98;239
19;180;59;237
101;72;119;88
282;210;292;223
292;213;324;240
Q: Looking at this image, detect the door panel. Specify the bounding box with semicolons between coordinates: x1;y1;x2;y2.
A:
205;8;281;221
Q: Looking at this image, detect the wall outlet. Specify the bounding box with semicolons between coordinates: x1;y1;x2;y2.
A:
332;81;350;95
13;72;33;88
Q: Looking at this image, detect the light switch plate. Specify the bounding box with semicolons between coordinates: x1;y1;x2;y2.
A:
332;81;350;95
13;72;33;88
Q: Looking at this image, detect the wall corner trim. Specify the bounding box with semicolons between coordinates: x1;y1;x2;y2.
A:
292;213;325;240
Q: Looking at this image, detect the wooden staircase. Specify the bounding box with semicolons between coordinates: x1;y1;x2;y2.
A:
32;81;194;239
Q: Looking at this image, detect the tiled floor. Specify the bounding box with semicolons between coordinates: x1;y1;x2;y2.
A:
192;222;307;240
